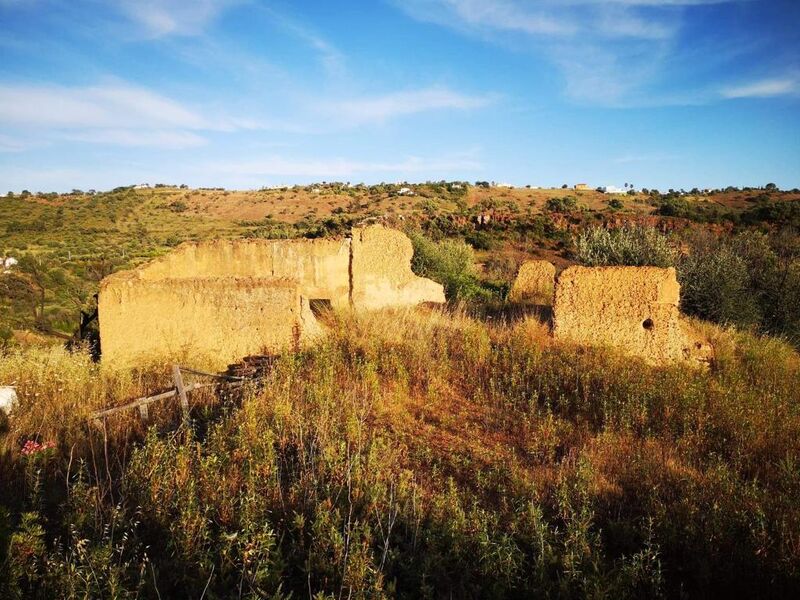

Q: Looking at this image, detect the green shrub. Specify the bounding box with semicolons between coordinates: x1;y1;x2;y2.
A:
608;198;624;210
574;225;677;267
678;241;761;328
545;196;578;213
409;231;485;301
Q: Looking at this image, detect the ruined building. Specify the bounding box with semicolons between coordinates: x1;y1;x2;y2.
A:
510;261;708;365
99;225;445;368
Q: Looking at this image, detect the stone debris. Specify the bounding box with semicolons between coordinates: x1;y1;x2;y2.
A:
0;386;17;415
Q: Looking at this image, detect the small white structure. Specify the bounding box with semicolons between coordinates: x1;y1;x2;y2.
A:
2;256;18;273
0;386;17;415
495;182;515;189
134;183;150;189
397;187;415;196
600;185;626;194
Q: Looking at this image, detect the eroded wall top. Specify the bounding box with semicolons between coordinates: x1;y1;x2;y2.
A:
102;237;352;308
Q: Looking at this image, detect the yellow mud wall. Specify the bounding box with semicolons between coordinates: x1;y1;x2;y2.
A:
350;225;446;310
112;238;352;308
508;260;556;305
99;277;321;369
553;266;690;364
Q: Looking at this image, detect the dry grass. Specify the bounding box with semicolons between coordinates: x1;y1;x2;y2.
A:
1;308;800;598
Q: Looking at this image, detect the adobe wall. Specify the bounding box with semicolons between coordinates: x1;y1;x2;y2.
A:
508;260;556;305
99;277;321;369
107;237;353;308
350;225;446;310
99;225;444;367
553;266;692;364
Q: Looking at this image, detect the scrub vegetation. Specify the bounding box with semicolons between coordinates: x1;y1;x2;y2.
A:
2;182;800;598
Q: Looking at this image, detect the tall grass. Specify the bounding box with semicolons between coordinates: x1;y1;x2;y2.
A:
1;309;800;598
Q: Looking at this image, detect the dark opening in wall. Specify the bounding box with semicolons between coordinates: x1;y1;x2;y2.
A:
309;299;333;319
642;318;654;331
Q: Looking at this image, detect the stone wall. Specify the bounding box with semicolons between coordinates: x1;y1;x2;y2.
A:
508;260;556;305
553;266;694;364
99;277;322;369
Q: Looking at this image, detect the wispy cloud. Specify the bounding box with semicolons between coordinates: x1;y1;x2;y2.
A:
721;76;800;99
393;0;748;105
326;87;494;125
0;81;260;148
113;0;241;37
210;153;483;179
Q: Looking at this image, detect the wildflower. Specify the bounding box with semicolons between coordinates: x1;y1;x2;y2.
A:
21;440;56;456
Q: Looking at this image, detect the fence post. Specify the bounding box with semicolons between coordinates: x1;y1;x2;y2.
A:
172;364;189;425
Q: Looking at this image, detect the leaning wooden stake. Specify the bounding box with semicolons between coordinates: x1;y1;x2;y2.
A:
172;364;190;425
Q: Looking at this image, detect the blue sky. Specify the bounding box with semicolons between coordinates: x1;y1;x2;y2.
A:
0;0;798;192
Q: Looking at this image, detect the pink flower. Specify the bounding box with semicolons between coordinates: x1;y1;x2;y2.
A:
21;440;55;456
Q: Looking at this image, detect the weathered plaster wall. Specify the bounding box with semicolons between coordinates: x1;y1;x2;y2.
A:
508;260;556;305
99;226;444;367
350;225;446;310
99;277;321;369
553;266;692;364
109;237;353;308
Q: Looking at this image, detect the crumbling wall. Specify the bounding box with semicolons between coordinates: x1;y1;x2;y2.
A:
553;266;693;364
117;237;352;308
508;260;556;305
99;226;444;368
99;277;321;369
350;225;446;310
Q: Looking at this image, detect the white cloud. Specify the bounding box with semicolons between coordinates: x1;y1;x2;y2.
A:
210;154;483;178
0;83;208;129
393;0;746;105
721;76;799;99
114;0;240;37
327;87;493;125
63;129;207;148
0;81;262;148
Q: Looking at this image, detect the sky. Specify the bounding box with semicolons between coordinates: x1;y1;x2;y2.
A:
0;0;798;192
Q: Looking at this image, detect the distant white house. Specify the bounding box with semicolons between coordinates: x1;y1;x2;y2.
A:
600;185;626;194
397;187;415;196
494;182;515;189
134;183;150;189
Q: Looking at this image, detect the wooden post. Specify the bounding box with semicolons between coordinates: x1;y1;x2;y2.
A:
138;403;149;422
173;364;189;425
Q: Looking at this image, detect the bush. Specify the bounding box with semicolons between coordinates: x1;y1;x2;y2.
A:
408;231;486;301
678;241;761;329
608;198;624;210
545;196;578;213
574;225;677;267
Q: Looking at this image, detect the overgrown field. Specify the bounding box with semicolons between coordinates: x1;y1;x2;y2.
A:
2;309;799;598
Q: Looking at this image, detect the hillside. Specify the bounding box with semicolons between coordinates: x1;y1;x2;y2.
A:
1;182;800;597
2;183;798;341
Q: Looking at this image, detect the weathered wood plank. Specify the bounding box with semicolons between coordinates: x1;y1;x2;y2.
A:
173;364;190;425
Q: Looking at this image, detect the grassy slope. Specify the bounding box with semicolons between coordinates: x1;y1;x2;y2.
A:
1;309;799;598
